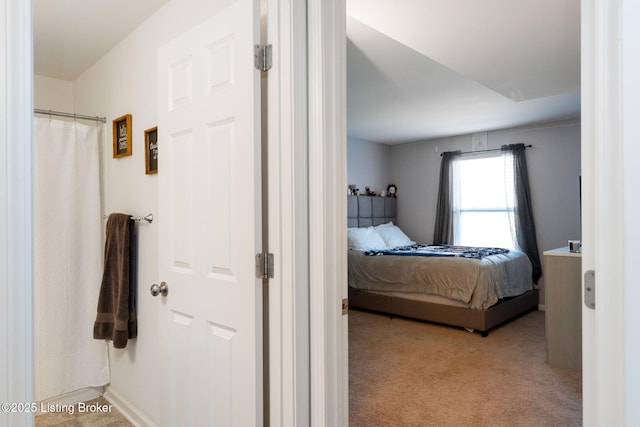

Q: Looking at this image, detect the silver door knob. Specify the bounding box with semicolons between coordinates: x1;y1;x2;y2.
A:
150;282;169;297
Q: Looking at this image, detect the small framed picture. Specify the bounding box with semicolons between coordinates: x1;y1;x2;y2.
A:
113;114;132;158
144;126;158;174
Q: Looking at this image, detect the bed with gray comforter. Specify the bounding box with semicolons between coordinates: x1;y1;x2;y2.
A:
347;195;539;336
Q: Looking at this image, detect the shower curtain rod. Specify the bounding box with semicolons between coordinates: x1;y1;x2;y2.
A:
34;108;107;124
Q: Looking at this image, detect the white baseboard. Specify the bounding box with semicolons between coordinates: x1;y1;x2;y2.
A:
103;386;158;427
35;386;104;415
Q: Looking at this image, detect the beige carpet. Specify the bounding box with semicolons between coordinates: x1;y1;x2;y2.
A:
349;309;582;427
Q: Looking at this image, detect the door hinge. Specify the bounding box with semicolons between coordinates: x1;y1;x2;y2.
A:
254;44;272;72
256;252;274;279
342;298;349;315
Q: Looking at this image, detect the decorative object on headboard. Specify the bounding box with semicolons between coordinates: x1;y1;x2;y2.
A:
348;184;359;195
364;186;377;196
387;184;397;197
347;195;397;228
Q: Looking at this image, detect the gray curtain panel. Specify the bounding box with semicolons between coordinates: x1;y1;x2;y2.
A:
501;143;542;283
432;151;461;244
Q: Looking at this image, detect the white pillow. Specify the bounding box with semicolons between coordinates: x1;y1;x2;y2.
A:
375;221;394;228
375;224;415;249
347;227;388;251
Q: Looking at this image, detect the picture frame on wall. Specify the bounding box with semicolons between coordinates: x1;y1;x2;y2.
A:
113;114;132;158
144;126;158;174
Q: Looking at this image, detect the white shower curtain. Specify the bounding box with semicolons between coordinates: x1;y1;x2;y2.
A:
33;117;110;401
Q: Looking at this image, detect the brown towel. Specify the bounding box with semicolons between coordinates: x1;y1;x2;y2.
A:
93;213;137;348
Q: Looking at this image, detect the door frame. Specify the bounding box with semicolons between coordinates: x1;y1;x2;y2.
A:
264;0;311;425
267;0;349;423
0;1;34;426
268;0;348;424
306;0;348;425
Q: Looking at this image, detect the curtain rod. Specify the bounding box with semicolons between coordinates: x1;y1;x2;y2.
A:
34;108;107;124
440;144;532;157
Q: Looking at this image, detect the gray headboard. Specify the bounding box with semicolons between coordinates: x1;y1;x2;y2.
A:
347;195;397;228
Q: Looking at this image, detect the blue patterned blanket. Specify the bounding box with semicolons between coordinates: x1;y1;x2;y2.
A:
364;244;509;259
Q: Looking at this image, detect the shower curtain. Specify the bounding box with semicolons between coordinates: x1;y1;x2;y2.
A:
33;117;110;401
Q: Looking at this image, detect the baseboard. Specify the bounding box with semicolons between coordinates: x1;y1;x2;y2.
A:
35;386;103;415
103;387;158;427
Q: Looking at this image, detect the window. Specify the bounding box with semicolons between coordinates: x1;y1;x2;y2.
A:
453;153;515;249
433;144;541;282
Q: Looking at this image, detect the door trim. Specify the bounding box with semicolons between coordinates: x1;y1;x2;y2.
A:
265;0;311;425
307;0;348;425
1;1;34;426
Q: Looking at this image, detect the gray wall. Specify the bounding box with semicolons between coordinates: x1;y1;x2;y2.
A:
389;119;581;251
355;119;582;306
347;136;391;195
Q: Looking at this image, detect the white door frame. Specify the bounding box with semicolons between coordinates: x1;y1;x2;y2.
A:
264;0;312;425
0;1;34;426
306;0;348;425
265;0;350;423
581;0;640;424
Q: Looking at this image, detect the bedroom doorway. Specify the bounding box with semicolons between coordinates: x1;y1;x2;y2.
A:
346;0;581;426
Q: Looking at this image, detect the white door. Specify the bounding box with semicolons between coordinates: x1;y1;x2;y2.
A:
157;1;262;425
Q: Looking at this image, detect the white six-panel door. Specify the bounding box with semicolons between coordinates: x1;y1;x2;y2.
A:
157;1;262;425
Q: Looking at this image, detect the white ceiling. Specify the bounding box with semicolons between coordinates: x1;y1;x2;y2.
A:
33;0;581;145
33;0;168;81
347;0;581;144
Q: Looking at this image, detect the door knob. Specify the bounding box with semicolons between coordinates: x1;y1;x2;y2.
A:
150;282;169;297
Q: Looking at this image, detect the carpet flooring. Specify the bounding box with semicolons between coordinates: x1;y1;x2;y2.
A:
349;309;582;427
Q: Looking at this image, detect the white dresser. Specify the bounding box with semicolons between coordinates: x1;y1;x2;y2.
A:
543;246;582;370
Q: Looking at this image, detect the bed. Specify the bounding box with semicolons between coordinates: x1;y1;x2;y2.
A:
347;195;539;336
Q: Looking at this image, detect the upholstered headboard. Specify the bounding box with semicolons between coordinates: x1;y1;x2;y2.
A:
347;195;397;228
